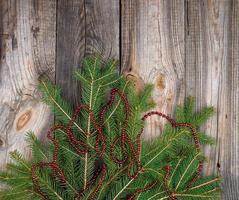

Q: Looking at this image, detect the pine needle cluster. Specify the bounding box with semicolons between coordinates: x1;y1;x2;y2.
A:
0;56;221;200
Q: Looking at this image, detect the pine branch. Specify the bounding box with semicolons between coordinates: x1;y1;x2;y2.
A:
0;56;221;200
39;81;86;136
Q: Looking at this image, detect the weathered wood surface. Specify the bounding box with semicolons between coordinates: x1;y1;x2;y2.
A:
121;0;185;139
0;0;238;199
185;1;238;199
56;0;119;105
0;0;56;169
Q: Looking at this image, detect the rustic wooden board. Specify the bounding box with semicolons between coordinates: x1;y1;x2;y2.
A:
0;0;238;198
121;0;239;198
56;0;119;105
185;0;239;198
0;0;56;169
225;0;239;198
84;0;119;59
121;0;185;139
56;0;86;105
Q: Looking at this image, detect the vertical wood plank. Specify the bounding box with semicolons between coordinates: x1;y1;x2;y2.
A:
56;0;119;106
85;0;119;59
226;0;239;198
121;0;185;139
0;0;56;168
56;0;85;105
185;0;239;198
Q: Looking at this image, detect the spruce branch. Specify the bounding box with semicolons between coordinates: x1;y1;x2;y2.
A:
38;81;86;136
0;56;221;200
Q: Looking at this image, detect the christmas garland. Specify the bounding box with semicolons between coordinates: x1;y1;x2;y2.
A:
0;56;221;200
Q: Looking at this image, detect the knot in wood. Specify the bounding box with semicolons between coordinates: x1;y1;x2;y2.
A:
16;110;32;131
155;74;166;91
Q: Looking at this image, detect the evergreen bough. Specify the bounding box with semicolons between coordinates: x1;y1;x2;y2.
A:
0;56;221;200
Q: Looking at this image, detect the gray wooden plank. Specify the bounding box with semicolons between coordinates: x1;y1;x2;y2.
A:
56;0;119;106
121;0;185;139
225;0;239;198
185;0;238;199
85;0;119;59
0;0;56;169
56;0;85;106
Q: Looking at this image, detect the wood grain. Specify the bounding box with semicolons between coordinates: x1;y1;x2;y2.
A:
0;0;56;169
121;0;185;139
56;0;119;105
84;0;119;59
56;0;85;105
185;0;238;198
0;0;238;198
224;0;239;198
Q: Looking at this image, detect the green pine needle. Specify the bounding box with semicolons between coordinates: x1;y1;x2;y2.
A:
0;56;221;200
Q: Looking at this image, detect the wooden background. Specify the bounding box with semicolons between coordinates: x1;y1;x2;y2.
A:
0;0;238;199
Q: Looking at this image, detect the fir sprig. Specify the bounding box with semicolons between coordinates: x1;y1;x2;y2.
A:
0;56;221;200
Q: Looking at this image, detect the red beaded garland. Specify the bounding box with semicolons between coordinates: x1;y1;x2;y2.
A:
31;87;202;199
100;88;143;180
126;180;158;200
31;104;103;199
101;88;130;163
87;163;107;200
142;111;203;192
74;164;107;200
163;165;177;200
